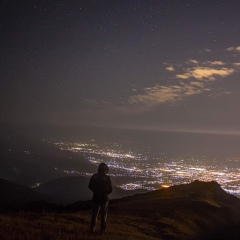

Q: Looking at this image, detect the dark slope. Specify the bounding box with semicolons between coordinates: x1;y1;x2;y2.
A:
35;176;148;204
109;181;240;240
0;178;52;208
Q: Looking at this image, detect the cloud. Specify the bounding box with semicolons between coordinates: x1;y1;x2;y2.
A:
129;86;182;106
129;82;207;107
129;58;236;108
88;54;239;111
188;59;199;64
176;74;191;79
226;46;240;52
166;66;175;71
207;61;225;66
187;59;226;66
176;67;234;81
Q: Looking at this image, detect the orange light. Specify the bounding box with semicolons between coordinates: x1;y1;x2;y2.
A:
161;184;170;188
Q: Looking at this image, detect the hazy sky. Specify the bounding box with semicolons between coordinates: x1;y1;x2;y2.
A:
1;0;240;134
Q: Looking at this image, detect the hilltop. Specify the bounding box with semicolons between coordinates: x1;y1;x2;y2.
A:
0;180;240;239
109;180;240;239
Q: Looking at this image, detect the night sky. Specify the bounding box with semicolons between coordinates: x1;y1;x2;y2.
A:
1;0;240;134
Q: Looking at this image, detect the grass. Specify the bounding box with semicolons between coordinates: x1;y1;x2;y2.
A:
0;212;84;240
0;211;161;240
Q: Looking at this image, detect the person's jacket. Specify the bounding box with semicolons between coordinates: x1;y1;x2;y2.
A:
88;173;113;202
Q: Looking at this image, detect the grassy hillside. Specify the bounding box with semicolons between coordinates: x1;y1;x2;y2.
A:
0;211;159;240
0;181;240;240
109;181;240;240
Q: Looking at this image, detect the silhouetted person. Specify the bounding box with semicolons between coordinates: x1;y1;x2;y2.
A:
88;163;113;233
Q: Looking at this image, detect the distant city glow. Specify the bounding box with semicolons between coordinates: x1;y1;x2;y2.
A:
53;141;240;198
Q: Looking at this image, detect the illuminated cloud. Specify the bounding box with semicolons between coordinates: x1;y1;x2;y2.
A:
166;66;175;71
176;74;190;79
207;61;225;66
129;82;207;107
90;55;239;111
188;59;199;64
129;86;182;106
226;46;240;52
129;57;236;108
176;67;234;81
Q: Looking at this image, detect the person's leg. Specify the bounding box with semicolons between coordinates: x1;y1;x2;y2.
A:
100;201;109;233
90;202;100;233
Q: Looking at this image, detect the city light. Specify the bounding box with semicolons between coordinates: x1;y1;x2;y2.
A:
53;141;240;198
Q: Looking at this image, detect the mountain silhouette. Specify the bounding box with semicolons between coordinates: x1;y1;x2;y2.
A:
35;176;148;204
0;178;52;209
0;176;148;208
